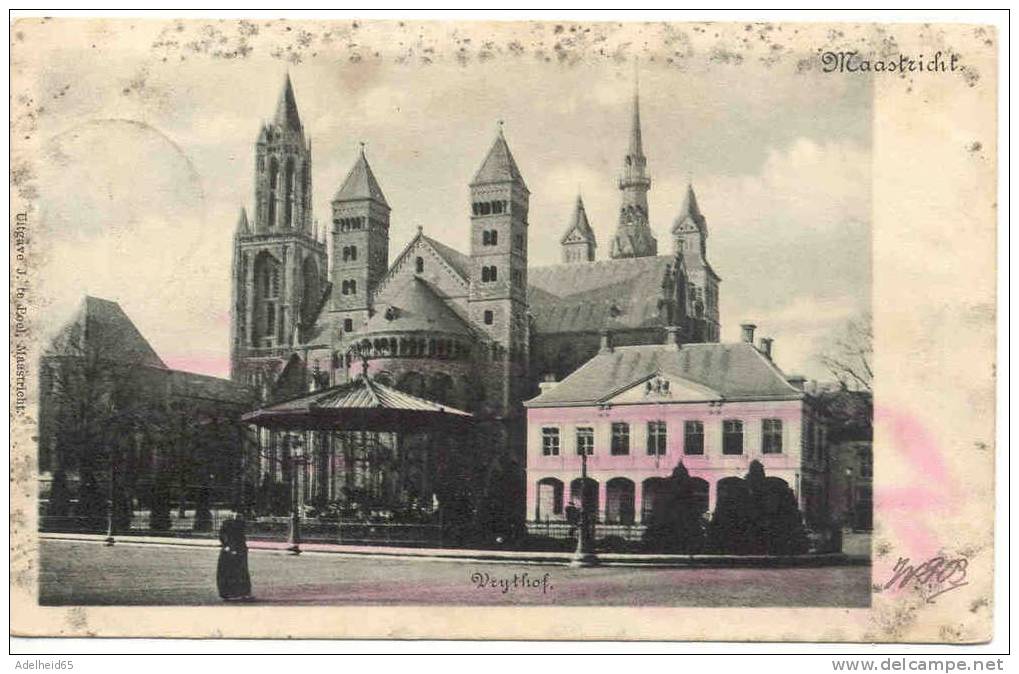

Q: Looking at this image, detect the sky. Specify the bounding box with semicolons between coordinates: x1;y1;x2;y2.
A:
19;19;872;382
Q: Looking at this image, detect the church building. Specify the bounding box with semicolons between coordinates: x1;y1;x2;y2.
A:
229;74;722;533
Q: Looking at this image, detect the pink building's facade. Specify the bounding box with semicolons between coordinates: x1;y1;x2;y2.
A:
523;339;829;533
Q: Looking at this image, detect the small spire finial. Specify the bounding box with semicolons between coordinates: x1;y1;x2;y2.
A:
359;141;366;156
497;119;505;136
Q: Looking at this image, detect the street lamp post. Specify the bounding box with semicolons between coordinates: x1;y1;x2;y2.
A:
569;447;599;568
104;446;116;546
287;435;306;555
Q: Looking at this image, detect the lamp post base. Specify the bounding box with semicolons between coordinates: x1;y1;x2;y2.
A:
286;544;301;556
569;551;600;568
103;535;115;546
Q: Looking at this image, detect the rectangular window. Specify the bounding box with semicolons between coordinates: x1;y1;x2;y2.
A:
610;422;630;455
483;229;498;246
483;310;494;325
722;419;744;455
762;418;783;454
343;318;353;332
576;427;594;456
541;427;560;456
683;420;704;455
646;421;667;456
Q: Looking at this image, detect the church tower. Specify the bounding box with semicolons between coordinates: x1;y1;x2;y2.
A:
468;124;530;414
231;75;327;383
671;182;721;342
560;194;597;263
609;79;658;259
329;145;391;320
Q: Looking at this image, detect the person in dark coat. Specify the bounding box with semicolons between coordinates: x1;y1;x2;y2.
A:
217;514;252;600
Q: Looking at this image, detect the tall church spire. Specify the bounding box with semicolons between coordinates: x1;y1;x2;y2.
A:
628;73;644;158
274;72;303;134
610;69;657;259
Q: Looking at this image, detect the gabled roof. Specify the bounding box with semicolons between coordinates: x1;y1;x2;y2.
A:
333;148;390;207
560;195;597;246
44;296;167;369
274;74;303;132
527;256;675;334
471;128;528;190
525;342;804;407
362;277;473;337
422;235;471;281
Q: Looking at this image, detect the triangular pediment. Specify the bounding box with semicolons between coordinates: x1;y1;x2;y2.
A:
602;370;721;404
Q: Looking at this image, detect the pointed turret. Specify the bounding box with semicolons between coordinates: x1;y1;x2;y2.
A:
560;194;597;263
628;82;644;159
235;207;250;236
333;144;390;208
330;144;391;313
274;73;303;134
471;123;528;191
610;71;656;259
672;183;707;236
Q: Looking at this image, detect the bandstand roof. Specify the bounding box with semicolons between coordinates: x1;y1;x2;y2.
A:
241;373;472;431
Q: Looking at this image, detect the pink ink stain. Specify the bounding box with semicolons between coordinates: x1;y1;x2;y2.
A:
873;404;963;594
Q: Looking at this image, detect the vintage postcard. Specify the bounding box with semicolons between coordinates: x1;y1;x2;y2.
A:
9;16;997;643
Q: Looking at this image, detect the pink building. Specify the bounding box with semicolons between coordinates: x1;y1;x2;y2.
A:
523;329;829;535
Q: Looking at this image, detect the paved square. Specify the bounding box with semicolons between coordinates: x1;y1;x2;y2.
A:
39;539;871;607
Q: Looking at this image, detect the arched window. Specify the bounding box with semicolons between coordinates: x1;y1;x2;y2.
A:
267;157;279;228
283;158;295;227
605;478;635;525
299;256;320;326
415;256;424;273
569;478;599;523
536;478;564;520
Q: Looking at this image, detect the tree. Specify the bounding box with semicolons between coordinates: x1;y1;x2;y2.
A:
642;462;707;553
818;311;872;393
709;461;808;555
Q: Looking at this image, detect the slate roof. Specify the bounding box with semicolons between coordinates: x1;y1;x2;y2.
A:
333;148;390;206
527;256;675;334
45;296;168;369
525;342;804;407
363;277;473;337
471;129;528;190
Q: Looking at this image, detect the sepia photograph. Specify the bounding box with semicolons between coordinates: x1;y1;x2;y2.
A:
9;13;999;648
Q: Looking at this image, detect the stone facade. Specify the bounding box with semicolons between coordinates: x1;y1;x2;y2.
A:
229;76;724;526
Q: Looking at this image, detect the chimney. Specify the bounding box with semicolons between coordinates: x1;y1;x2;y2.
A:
787;374;806;390
599;329;614;354
539;374;559;394
740;322;757;344
664;325;682;350
758;337;773;360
